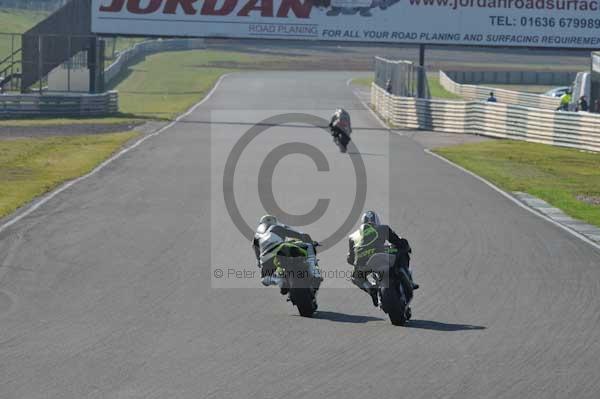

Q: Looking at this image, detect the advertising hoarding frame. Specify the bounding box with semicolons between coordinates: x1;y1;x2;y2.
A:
91;0;600;50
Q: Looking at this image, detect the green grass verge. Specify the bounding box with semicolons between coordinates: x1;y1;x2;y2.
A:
351;77;374;87
0;8;48;57
113;50;290;119
113;51;232;119
0;8;47;33
0;131;139;218
428;77;463;100
434;140;600;227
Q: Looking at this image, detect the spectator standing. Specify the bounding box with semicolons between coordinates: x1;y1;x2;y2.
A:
385;79;393;94
487;92;497;102
577;95;589;112
557;90;572;111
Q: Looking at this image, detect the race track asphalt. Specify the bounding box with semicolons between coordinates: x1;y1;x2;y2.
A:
1;72;599;399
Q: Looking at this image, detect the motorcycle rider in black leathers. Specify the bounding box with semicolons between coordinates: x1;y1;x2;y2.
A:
252;215;319;294
329;108;352;150
347;210;419;307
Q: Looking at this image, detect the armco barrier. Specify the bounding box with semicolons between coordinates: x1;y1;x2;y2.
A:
104;38;206;85
0;91;118;118
371;83;600;152
439;71;562;110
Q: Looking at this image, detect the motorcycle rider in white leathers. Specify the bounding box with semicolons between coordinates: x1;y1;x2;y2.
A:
252;215;320;293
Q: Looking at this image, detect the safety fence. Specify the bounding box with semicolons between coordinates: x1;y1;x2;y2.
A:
439;71;561;110
0;91;118;118
371;83;600;152
374;57;430;98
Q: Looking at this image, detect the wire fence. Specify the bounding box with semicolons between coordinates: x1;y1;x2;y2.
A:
1;32;207;95
0;32;152;94
0;33;22;93
374;56;430;98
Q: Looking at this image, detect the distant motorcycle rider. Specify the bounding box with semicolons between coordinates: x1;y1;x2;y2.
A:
329;108;352;149
347;210;419;307
253;215;319;293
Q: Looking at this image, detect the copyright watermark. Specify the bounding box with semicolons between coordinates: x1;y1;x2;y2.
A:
221;113;367;251
210;109;390;288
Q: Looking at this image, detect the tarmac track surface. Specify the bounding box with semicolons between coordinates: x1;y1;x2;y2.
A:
1;72;599;399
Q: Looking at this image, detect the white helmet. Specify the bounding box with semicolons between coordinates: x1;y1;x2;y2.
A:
259;215;278;227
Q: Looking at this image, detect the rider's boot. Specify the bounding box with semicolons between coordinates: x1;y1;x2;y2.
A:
261;273;283;287
407;269;419;290
368;287;379;307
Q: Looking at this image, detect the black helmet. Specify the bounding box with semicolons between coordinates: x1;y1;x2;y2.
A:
361;210;381;226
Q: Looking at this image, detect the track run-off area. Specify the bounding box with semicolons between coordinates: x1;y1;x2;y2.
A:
1;72;599;399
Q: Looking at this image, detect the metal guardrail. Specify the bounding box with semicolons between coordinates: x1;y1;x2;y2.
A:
439;71;561;110
104;38;207;85
0;91;118;118
371;83;600;152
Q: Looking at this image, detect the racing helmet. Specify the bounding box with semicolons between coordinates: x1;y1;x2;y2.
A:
361;210;381;226
259;214;278;227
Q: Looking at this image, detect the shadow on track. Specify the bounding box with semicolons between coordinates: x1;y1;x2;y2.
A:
312;311;383;324
406;320;486;331
173;119;392;133
346;152;386;157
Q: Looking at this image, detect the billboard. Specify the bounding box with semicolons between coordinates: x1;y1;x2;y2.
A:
93;0;600;48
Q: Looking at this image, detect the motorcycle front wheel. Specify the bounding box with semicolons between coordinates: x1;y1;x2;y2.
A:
380;286;407;326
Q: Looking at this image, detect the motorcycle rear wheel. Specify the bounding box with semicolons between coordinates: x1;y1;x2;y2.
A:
290;288;317;317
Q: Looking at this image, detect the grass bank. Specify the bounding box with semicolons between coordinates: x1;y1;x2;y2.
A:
113;50;293;119
434;140;600;227
351;77;374;87
0;132;138;218
0;8;47;56
0;8;46;33
428;77;462;99
112;51;233;119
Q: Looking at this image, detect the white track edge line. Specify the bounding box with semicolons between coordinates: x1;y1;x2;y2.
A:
0;74;230;235
425;149;600;252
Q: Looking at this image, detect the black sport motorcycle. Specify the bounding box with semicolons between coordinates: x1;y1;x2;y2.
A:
366;250;414;326
330;120;351;153
278;242;322;317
